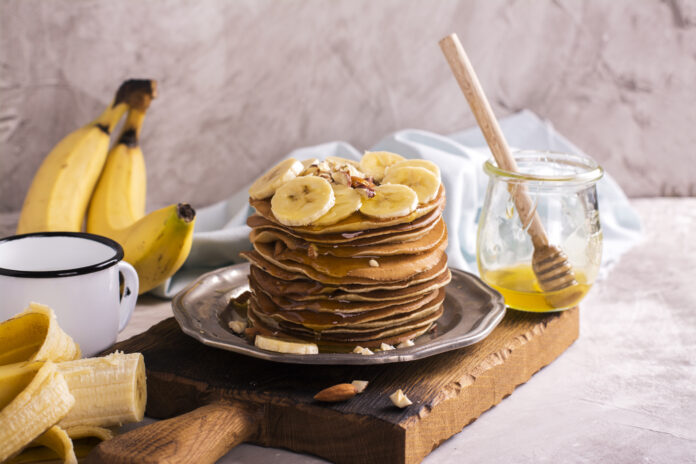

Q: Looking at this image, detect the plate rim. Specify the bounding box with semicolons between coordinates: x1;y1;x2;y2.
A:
171;263;506;365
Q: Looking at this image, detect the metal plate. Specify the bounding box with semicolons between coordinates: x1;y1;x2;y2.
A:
172;263;506;365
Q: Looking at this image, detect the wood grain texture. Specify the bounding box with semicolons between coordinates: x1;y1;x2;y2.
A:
96;307;579;464
88;402;261;464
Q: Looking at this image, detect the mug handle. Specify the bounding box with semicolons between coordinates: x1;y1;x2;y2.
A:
117;261;139;332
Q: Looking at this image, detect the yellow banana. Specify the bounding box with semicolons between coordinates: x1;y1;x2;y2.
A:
113;203;196;294
16;80;156;234
87;94;155;235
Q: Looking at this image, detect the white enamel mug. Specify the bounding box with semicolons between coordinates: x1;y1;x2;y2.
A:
0;232;139;356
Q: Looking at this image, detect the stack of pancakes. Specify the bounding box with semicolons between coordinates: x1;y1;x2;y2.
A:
241;155;450;351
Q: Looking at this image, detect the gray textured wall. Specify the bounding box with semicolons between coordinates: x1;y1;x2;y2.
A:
2;0;695;214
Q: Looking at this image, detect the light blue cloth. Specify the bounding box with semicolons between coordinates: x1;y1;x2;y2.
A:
152;110;643;299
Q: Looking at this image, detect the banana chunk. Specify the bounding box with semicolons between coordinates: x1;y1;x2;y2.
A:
383;166;440;204
271;176;335;227
249;158;304;200
313;184;363;226
387;159;441;181
254;335;319;354
360;151;405;181
359;184;418;219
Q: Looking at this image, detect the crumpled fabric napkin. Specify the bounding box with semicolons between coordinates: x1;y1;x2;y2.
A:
151;110;643;299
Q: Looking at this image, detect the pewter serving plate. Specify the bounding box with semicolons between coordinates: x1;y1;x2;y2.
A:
172;263;506;365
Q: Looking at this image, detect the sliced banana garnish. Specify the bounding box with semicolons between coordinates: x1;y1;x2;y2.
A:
387;159;441;181
271;176;335;226
359;184;418;219
383;166;440;204
248;158;304;200
313;184;363;226
359;151;405;181
254;335;319;354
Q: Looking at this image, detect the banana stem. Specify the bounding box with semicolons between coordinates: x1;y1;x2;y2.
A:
177;203;196;223
117;109;147;148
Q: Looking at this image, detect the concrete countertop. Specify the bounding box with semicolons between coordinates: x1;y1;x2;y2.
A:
117;197;696;463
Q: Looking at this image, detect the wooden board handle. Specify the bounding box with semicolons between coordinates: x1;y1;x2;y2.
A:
87;401;262;464
439;33;549;249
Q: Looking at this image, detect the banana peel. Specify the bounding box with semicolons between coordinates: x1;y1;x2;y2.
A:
0;303;80;365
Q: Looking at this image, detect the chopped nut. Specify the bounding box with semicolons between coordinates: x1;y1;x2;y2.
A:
314;383;358;402
351;380;369;393
368;259;379;268
397;339;415;348
331;170;352;186
389;389;412;408
228;320;247;334
307;244;319;258
379;343;395;351
353;346;374;356
351;176;376;198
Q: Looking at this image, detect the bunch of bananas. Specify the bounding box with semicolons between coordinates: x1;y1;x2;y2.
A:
17;79;195;294
0;304;146;463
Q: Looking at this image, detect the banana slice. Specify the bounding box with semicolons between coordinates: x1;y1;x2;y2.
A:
271;176;335;226
249;158;304;200
254;335;319;354
387;159;441;181
383;166;440;204
359;184;418;219
359;151;405;181
313;184;362;226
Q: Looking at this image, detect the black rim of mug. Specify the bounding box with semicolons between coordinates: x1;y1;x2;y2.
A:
0;232;124;278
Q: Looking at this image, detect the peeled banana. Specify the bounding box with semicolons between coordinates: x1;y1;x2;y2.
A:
56;351;147;428
359;151;405;181
359;184;419;219
270;176;335;226
249;158;304;200
0;303;81;365
0;362;75;462
383;165;440;204
16;80;156;234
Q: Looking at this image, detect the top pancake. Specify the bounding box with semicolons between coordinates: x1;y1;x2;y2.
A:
249;185;444;235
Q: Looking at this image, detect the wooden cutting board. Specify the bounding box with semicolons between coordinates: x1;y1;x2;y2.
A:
89;307;579;464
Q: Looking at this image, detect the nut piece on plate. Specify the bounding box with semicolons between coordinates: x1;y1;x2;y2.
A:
353;346;374;356
389;389;413;408
228;320;247;334
271;176;335;226
351;380;369;393
314;383;358;402
368;259;379;268
379;343;395;351
397;339;415;348
254;335;319;355
248;158;304;200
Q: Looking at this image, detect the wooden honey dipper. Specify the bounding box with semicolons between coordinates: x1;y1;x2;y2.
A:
439;33;582;309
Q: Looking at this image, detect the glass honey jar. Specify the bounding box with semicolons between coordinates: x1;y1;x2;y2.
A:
477;151;604;312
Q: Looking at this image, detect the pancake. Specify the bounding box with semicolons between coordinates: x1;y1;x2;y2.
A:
250;265;452;302
253;233;447;281
242;250;450;291
250;185;444;235
246;203;443;246
251;284;444;329
247;308;435;350
250;217;446;258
